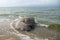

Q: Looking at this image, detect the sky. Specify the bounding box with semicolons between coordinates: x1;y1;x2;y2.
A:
0;0;59;7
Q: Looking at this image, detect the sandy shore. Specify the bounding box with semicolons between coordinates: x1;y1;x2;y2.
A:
0;19;21;40
0;19;60;40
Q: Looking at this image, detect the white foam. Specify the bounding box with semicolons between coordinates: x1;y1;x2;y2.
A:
40;24;48;28
0;19;10;22
11;29;46;40
12;32;48;40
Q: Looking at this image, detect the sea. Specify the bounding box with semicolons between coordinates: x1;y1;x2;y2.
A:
0;7;60;24
0;7;60;40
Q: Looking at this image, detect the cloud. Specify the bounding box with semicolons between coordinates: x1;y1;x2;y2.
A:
0;0;59;7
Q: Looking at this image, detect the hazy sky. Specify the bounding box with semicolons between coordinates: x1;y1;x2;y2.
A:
0;0;59;7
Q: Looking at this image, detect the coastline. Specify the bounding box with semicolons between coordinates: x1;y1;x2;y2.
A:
0;18;60;40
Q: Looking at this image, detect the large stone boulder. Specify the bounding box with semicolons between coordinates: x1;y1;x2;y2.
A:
11;17;36;32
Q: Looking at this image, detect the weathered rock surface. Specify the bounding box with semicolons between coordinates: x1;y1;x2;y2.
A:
11;17;36;32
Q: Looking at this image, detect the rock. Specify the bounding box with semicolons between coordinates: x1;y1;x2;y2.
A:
11;17;36;32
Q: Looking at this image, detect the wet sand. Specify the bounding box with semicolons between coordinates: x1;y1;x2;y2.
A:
0;19;43;40
0;19;21;40
0;19;60;40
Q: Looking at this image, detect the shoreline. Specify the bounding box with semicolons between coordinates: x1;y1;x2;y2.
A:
0;18;60;40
